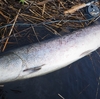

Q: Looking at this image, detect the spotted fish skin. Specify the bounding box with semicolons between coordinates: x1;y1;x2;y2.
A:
0;25;100;83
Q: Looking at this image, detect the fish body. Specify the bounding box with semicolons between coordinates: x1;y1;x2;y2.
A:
0;25;100;83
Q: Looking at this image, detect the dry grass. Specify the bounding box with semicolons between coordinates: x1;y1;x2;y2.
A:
0;0;99;52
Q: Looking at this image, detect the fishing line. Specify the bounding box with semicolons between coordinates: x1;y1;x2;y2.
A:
0;15;99;29
0;14;99;43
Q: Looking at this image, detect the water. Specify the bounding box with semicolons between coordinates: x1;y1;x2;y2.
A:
0;49;100;99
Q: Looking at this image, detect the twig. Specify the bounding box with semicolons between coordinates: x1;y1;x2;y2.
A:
0;11;10;20
42;4;46;15
64;3;87;15
2;9;21;52
58;94;65;99
37;0;53;5
31;26;40;42
78;84;90;95
95;77;100;99
64;1;94;15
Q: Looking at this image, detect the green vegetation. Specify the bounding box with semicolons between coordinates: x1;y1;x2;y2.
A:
19;0;26;4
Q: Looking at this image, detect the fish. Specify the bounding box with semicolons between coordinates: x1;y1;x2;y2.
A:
0;24;100;83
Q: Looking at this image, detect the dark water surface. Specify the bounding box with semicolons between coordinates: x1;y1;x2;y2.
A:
1;49;100;99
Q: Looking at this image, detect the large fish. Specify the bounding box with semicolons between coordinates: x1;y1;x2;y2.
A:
0;25;100;83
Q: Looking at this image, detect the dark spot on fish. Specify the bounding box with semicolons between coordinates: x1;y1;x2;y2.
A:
23;64;45;73
80;50;93;57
